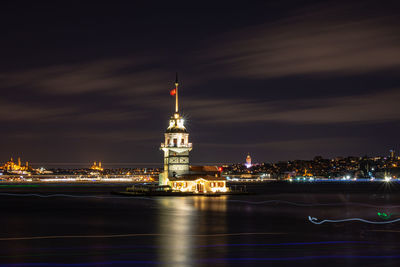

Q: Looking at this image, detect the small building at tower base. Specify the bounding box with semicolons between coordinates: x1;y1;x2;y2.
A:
170;175;227;193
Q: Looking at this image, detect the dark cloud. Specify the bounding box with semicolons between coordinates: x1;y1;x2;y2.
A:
202;3;400;78
0;100;75;122
0;2;399;165
0;58;169;95
187;88;400;124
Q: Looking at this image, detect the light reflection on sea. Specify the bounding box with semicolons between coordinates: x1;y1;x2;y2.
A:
156;197;228;266
0;190;400;266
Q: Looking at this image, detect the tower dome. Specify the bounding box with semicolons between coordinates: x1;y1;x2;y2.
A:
165;112;188;133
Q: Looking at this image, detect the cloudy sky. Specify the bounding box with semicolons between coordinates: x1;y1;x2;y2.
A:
0;1;399;167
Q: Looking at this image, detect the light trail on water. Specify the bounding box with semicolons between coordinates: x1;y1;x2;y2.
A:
0;193;153;200
4;255;400;266
0;241;373;260
0;232;285;241
308;216;400;224
227;199;400;208
0;193;398;209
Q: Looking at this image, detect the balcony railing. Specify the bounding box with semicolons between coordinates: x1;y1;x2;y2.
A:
161;143;192;148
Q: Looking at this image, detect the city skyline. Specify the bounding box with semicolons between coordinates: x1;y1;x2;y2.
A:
0;1;399;164
0;149;397;169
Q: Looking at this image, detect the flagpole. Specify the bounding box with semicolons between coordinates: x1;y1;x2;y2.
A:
175;73;179;113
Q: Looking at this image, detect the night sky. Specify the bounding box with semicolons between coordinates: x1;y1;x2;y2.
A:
0;1;399;167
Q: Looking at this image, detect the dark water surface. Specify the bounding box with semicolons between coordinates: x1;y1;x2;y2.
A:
1;184;400;266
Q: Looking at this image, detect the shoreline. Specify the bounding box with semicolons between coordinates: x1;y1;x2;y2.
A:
0;181;398;194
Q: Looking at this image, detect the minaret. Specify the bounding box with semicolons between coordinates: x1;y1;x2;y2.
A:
159;75;192;186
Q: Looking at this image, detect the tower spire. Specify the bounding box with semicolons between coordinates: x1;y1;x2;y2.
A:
175;72;179;113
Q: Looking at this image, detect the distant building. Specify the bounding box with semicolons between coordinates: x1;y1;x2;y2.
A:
36;167;53;174
1;157;30;174
245;153;252;168
159;75;227;193
90;161;104;172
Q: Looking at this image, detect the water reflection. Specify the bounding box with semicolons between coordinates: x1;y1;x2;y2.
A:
156;196;227;266
193;196;227;212
1;193;400;266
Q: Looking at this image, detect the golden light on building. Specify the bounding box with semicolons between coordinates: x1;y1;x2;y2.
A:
303;168;313;177
90;161;104;172
245;153;252;168
1;157;30;174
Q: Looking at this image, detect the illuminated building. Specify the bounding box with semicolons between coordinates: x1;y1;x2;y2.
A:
171;175;227;193
302;168;313;177
90;161;104;172
1;157;30;174
159;74;192;186
159;75;227;193
172;166;227;193
36;167;53;174
245;153;252;168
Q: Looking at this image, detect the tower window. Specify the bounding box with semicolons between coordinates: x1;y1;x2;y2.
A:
181;139;184;145
173;139;177;146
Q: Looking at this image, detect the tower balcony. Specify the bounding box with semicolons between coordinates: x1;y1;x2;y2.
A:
161;143;192;148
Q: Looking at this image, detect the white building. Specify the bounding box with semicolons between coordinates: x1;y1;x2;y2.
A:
159;75;227;194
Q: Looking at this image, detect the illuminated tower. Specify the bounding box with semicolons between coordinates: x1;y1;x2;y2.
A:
159;74;192;186
245;153;252;168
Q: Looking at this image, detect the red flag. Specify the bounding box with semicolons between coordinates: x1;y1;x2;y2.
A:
170;88;176;96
